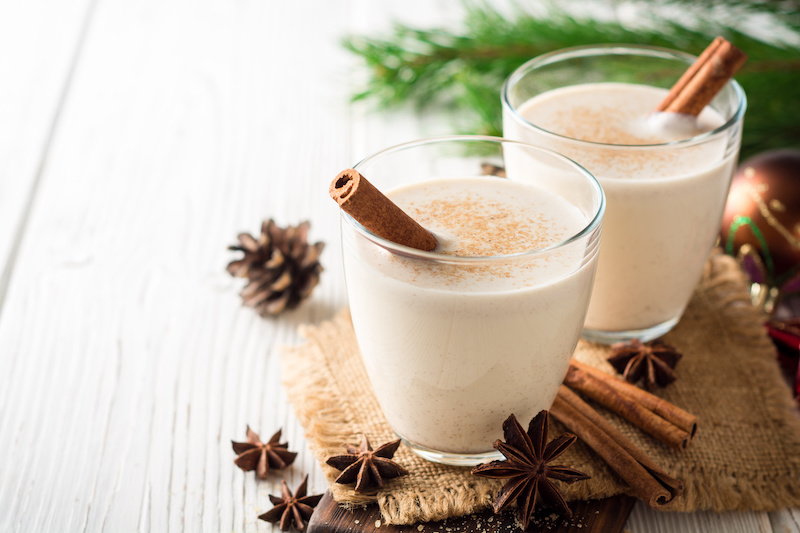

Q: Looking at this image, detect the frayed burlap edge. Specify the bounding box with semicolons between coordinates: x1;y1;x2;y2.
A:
282;249;800;524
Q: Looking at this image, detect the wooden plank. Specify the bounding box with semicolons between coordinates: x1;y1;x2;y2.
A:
769;508;800;533
0;2;96;531
0;1;95;298
0;0;355;531
628;505;773;532
307;491;637;533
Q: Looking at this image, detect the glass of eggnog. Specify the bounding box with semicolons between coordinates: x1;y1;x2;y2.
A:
502;45;746;344
339;136;604;465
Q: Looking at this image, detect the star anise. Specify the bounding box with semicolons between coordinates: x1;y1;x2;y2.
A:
231;426;297;479
607;338;682;389
325;434;409;492
258;474;323;531
471;412;589;529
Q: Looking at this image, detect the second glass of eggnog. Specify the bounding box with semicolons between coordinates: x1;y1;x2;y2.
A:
502;45;746;343
339;136;604;465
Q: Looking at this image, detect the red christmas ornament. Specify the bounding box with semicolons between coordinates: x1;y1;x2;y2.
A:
720;149;800;296
765;318;800;405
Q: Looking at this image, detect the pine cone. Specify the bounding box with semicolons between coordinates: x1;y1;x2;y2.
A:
227;219;324;316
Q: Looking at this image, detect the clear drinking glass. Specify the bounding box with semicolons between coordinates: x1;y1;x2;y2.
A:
339;136;604;465
502;45;746;343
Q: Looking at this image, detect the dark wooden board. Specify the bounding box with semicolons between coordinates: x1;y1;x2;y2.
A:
307;492;636;533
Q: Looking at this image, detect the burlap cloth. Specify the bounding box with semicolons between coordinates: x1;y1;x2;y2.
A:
281;250;800;525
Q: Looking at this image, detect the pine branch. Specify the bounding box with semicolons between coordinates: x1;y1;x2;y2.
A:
343;1;800;159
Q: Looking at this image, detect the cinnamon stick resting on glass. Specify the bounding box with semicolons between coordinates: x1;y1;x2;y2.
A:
655;36;747;116
329;169;438;251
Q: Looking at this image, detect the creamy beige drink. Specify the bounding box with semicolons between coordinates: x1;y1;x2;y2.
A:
342;174;601;460
503;77;743;341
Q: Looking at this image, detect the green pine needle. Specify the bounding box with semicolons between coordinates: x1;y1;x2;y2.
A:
343;2;800;159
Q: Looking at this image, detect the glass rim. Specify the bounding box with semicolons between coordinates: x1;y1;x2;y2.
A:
343;135;606;264
501;44;747;150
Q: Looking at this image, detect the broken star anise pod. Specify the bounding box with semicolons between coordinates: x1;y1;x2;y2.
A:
325;434;408;493
258;474;323;531
471;412;589;529
607;338;682;389
231;426;298;479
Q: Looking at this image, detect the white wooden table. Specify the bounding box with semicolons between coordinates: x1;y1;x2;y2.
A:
1;1;798;531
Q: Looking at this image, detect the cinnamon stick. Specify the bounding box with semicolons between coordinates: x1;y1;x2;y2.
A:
329;169;437;252
552;386;684;508
564;365;691;451
570;360;698;437
655;36;747;116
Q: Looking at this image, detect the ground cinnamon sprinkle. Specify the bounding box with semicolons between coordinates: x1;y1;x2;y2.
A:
398;190;567;257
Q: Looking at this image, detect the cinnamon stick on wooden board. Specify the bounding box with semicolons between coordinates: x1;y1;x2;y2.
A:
570;360;698;438
655;36;747;116
564;363;694;451
329;169;438;252
552;386;684;508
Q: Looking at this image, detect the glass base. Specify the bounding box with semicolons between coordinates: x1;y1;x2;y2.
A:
397;433;501;467
581;315;680;345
